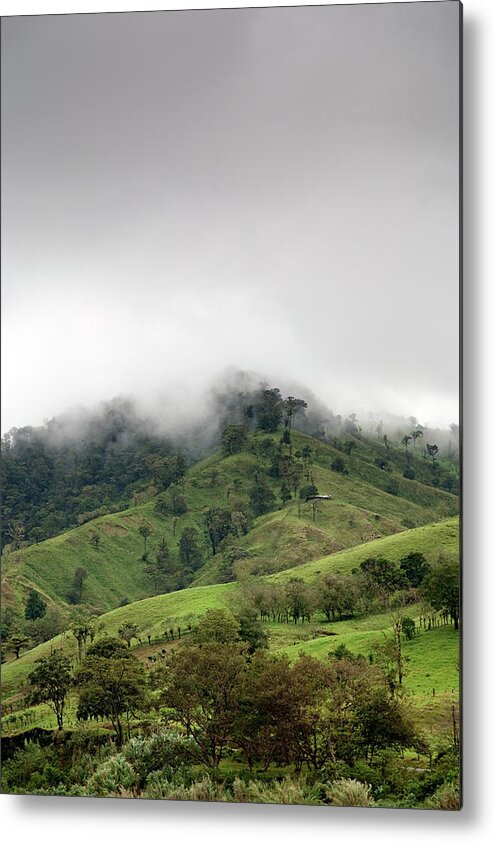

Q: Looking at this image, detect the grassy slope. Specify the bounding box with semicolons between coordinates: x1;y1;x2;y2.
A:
1;582;235;701
2;431;458;613
2;517;459;704
271;516;459;582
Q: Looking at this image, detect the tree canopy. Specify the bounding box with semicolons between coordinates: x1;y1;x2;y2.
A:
75;638;147;744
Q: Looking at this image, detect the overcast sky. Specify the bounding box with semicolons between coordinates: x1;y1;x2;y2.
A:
1;2;460;433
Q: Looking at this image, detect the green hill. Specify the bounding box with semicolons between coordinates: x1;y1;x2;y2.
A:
271;516;459;582
2;430;458;618
2;516;459;706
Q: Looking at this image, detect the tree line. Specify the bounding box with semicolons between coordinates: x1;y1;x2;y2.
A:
26;609;419;773
238;552;460;631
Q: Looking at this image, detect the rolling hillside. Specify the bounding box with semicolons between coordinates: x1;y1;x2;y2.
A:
2;430;459;617
2;516;459;706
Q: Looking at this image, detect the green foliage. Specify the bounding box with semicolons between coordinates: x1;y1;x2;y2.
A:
385;478;400;496
326;778;374;807
192;608;240;644
282;397;307;433
9;631;30;659
299;484;318;502
284;578;314;624
400;552;430;587
178;527;202;571
118;621;140;648
146;454;186;492
75;641;148;745
221;425;248;456
156;641;417;776
155;538;173;572
317;574;358;621
159;640;247;767
237;608;269;654
359;557;404;594
24;589;47;620
156;485;188;517
123;731;198;791
331;457;348;475
1;742;59;792
87;755;137;797
330;643;363;661
204;507;234;555
0;398;183;550
2;424;458;618
280;481;292;503
2;420;460;807
67;566;88;605
421;557;460;629
425;783;460;810
254;389;283;432
248;474;276;517
29;650;72;729
401;617;417;640
86;637;130;659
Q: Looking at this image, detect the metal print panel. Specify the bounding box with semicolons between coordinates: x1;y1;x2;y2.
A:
1;1;461;809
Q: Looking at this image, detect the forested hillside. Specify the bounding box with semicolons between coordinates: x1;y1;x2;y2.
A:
1;385;460;808
1;385;459;553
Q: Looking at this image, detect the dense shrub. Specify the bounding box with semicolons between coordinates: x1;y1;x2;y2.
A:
87;755;137;797
326;778;374;807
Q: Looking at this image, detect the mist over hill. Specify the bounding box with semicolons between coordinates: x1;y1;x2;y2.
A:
1;371;459;553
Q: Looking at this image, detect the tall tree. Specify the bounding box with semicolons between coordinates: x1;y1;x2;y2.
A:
29;650;72;729
421;557;460;630
221;424;248;456
248;475;276;517
138;525;151;559
254;389;283;432
159;641;247;768
204;507;233;555
401;435;412;461
24;590;47;621
75;639;147;745
118;621;140;648
67;567;88;604
426;443;439;462
400;552;430;587
282;397;307;434
192;609;240;645
179;527;202;571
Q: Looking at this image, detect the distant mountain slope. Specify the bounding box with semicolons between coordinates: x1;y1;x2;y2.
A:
1;384;459;554
2;429;458;617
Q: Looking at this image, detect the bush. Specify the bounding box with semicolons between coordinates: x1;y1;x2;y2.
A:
144;773;222;802
425;782;461;811
402;617;417;640
385;479;400;496
299;484;318;501
87;755;137;797
143;774;322;805
239;777;322;805
123;731;197;790
326;778;375;807
1;743;54;792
